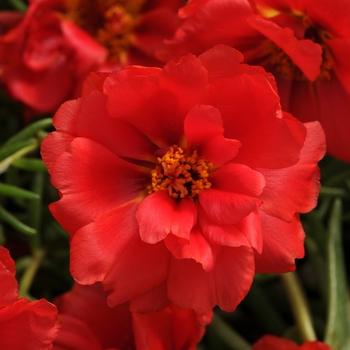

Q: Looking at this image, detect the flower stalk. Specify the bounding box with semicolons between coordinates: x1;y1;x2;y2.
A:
281;271;317;341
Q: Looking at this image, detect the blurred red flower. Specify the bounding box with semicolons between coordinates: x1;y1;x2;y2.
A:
0;246;59;350
53;282;212;350
0;0;181;117
157;0;350;162
253;335;332;350
41;45;325;314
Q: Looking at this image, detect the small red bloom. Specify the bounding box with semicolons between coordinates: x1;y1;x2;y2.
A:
0;0;181;116
253;335;332;350
41;45;325;314
0;246;59;350
53;282;212;350
157;0;350;162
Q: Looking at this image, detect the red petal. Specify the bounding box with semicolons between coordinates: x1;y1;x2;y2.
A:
41;132;74;174
49;137;148;234
258;122;325;221
247;15;322;80
106;71;185;147
164;227;220;272
69;202;170;308
254;212;305;273
167;246;255;314
253;334;299;350
156;0;256;62
0;247;18;308
130;282;170;313
0;299;59;350
301;341;333;350
199;207;263;253
54;283;133;349
199;163;265;225
215;74;306;168
68;90;158;162
136;191;197;243
184;104;241;165
53;315;102;350
133;304;212;350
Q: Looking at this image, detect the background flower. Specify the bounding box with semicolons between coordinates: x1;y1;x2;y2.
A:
253;335;332;350
0;0;182;117
157;0;350;162
0;246;59;350
41;45;325;315
53;282;212;350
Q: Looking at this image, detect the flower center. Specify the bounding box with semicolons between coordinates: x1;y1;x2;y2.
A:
63;0;136;63
148;147;213;199
265;16;333;80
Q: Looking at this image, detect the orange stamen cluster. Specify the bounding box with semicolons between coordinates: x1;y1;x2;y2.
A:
148;147;213;199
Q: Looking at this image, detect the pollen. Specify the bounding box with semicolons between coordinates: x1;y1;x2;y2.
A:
148;147;213;199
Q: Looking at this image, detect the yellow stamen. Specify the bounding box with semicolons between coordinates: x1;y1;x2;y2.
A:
148;147;213;199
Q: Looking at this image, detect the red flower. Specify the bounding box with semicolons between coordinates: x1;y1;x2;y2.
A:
0;0;181;116
41;45;325;314
253;335;332;350
157;0;350;162
53;282;212;350
0;246;59;350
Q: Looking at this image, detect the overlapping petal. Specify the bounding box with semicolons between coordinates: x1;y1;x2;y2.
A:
0;247;59;350
42;45;324;314
158;0;350;161
53;282;211;350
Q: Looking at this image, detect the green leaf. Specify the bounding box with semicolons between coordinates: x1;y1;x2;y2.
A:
0;141;38;174
3;118;52;147
0;183;40;200
11;158;48;172
0;205;37;236
0;139;36;162
7;0;27;11
324;199;350;349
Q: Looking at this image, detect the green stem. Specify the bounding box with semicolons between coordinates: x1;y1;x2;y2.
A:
281;272;317;342
28;172;44;252
18;249;45;300
207;313;251;350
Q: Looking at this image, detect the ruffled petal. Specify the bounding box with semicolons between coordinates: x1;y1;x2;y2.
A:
258;122;325;221
247;14;322;80
254;212;305;273
199;207;263;253
49;138;148;234
215;75;307;169
69;202;170;308
184;104;241;165
0;246;18;308
167;246;255;314
199;163;265;225
136;191;197;243
164;226;220;272
0;299;59;350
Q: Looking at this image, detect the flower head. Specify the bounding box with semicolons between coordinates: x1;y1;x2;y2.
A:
41;45;325;314
253;335;332;350
157;0;350;162
0;246;59;350
0;0;181;116
53;282;212;350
